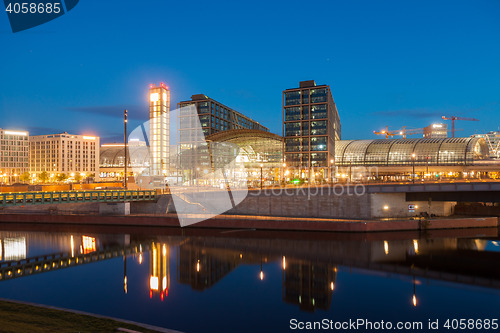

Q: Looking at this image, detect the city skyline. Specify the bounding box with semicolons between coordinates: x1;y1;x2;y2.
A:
1;0;499;142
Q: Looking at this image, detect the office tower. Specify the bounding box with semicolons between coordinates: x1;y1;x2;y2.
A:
423;123;447;138
283;80;341;182
178;94;268;139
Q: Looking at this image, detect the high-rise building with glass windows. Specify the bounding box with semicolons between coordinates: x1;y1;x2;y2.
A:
149;83;170;176
177;94;268;140
283;80;341;182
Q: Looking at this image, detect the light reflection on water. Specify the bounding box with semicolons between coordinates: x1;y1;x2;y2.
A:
0;226;499;333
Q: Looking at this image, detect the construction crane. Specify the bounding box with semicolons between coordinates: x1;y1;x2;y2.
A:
374;126;423;139
373;126;396;139
442;116;479;138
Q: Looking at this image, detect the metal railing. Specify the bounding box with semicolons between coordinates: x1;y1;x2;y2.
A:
0;190;157;208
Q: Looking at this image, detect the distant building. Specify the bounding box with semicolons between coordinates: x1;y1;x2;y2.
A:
0;128;29;184
283;80;341;182
177;94;268;140
149;82;170;176
423;123;447;138
472;131;500;158
29;132;99;181
99;141;148;181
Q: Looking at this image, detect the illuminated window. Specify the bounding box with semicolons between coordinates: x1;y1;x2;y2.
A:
150;93;159;102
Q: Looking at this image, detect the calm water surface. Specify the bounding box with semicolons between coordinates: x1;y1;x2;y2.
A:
0;224;499;333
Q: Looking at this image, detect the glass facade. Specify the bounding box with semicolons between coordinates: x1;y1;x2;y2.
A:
178;95;268;141
335;138;489;166
202;129;283;187
283;81;341;181
472;131;500;158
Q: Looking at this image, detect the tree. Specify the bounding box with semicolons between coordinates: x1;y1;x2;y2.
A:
19;172;30;183
74;173;83;182
38;171;49;183
56;173;68;182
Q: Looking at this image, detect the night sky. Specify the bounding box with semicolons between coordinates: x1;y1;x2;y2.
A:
1;0;499;142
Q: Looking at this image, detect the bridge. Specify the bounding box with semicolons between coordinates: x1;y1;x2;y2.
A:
0;190;157;208
366;181;500;202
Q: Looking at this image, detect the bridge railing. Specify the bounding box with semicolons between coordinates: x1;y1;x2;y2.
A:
0;190;157;207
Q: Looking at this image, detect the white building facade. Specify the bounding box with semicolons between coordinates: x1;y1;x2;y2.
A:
29;132;99;181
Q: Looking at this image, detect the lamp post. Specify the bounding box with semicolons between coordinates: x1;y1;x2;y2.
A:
124;109;128;190
330;159;334;185
349;160;352;183
260;163;263;190
426;156;430;180
282;163;286;186
411;153;416;184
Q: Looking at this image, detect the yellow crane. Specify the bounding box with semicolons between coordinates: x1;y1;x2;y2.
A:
374;126;423;139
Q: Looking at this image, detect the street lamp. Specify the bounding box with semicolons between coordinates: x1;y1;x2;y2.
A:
260;163;264;190
282;163;286;186
124;109;128;190
330;159;334;184
411;153;416;184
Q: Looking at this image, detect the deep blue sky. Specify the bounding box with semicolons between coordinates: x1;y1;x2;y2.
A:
1;0;499;142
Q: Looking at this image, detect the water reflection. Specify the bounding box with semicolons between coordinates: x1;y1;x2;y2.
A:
0;227;499;315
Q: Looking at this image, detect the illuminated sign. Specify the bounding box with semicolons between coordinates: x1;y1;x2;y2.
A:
83;136;96;140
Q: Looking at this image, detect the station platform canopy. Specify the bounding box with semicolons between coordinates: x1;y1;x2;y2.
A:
335;137;489;167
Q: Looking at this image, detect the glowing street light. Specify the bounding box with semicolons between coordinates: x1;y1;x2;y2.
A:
260;163;264;190
411;153;416;184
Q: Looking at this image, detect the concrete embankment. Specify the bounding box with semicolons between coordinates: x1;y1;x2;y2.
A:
0;187;496;232
0;212;496;232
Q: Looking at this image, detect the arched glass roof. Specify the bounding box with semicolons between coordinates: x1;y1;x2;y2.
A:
206;129;283;168
335;137;489;166
100;145;150;168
